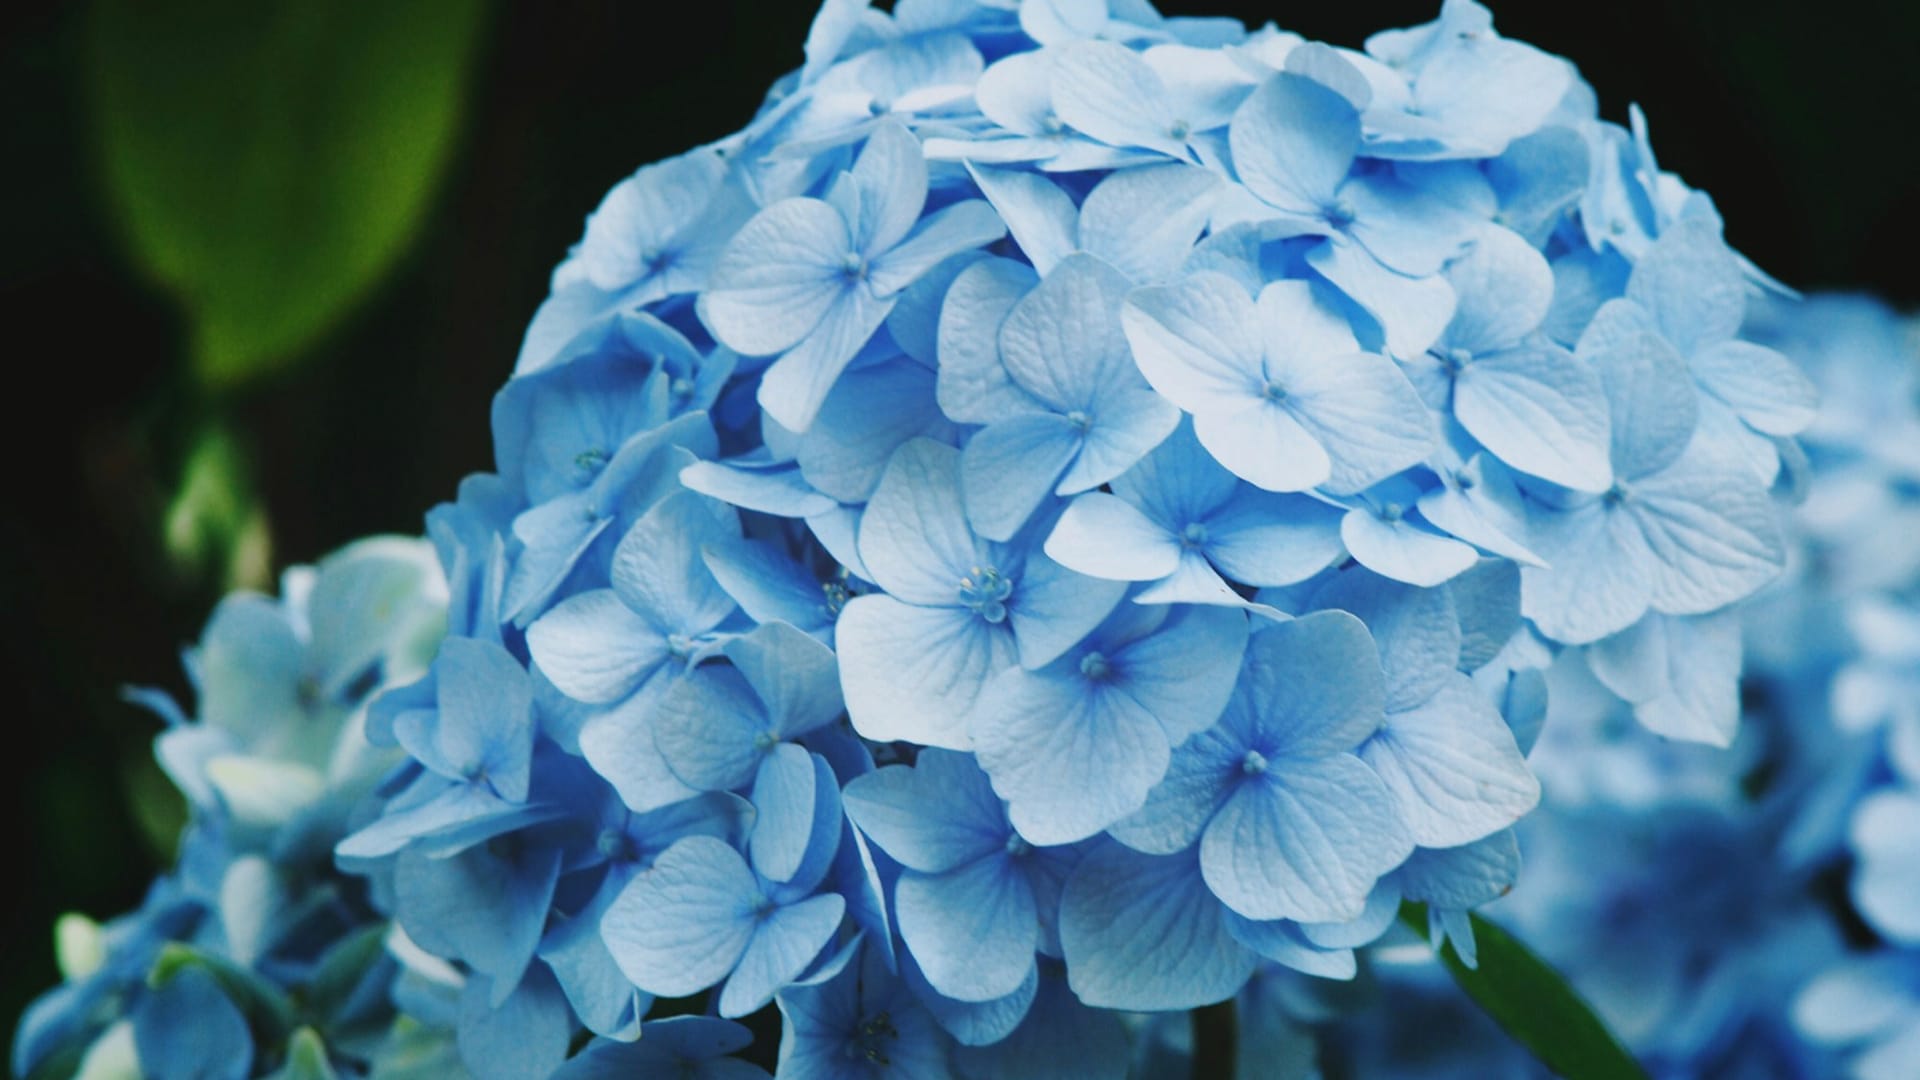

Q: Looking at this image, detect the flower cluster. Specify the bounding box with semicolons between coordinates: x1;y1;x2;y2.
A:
17;0;1826;1076
320;0;1813;1074
1287;293;1917;1080
13;539;452;1079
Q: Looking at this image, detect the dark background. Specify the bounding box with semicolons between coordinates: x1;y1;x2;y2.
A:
3;0;1914;1042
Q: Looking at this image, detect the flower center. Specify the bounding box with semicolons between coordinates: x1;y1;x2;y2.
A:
840;252;869;281
1377;502;1406;523
959;566;1013;623
1242;749;1270;776
574;446;610;482
1079;651;1111;681
1005;834;1032;858
1261;379;1288;403
596;828;636;863
1168;119;1191;141
1320;198;1357;230
844;1011;898;1066
1065;409;1092;432
1181;522;1210;549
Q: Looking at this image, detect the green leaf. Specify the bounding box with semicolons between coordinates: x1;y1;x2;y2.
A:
149;941;299;1040
162;422;273;590
86;0;487;387
266;1027;342;1080
1400;902;1650;1080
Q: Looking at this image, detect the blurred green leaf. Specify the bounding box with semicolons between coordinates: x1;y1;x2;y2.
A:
123;753;187;864
1400;902;1649;1080
266;1027;342;1080
163;423;272;589
86;0;487;387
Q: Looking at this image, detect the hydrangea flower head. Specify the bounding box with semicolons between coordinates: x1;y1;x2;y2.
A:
18;1;1824;1075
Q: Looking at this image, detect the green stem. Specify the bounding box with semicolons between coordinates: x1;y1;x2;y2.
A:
1191;998;1238;1079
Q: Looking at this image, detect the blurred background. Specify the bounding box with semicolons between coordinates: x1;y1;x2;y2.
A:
2;0;1914;1035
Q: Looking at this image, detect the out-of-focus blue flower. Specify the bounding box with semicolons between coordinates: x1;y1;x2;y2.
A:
15;539;455;1080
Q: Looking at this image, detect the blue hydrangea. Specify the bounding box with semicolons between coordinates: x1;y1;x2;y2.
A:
20;1;1832;1075
13;539;455;1080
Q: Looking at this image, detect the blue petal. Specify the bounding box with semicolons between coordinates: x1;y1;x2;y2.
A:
395;839;563;1002
1629;612;1742;746
1439;224;1555;356
838;595;1014;748
1306;237;1457;359
898;854;1038;1003
1078;162;1222;283
1395;829;1520;911
758;286;898;434
1224;913;1358;980
1203;489;1346;587
934;256;1042;424
1624;214;1745;358
134;967;253;1080
701;538;837;637
1108;717;1242;856
1121;270;1264;415
967;164;1078;275
856;438;984;605
842;749;1008;874
1004;550;1128;670
609;491;739;635
901;949;1037;1048
843;121;928;256
1043;492;1182;582
1340;505;1480;588
799;357;957;504
1199;755;1410;922
419;637;536;800
868;198;1009;296
997;254;1137;413
1631;441;1785;619
961;414;1085;541
1577;298;1698;480
1454;345;1613;492
725;621;845;739
750;745;843;887
654;666;770;793
602;836;758;998
718;893;846;1018
1689;340;1817;437
1360;672;1539;846
1052;41;1184;158
1308;567;1459;711
1229;72;1357;214
540;890;647;1040
1519;500;1654;645
578;694;703;813
1059;843;1255;1010
1236;610;1386;755
699;198;852;356
973;668;1169;845
455;968;572;1080
526;589;668;706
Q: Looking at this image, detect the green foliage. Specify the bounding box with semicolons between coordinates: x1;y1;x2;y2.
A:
1400;903;1650;1080
162;423;271;589
85;0;487;387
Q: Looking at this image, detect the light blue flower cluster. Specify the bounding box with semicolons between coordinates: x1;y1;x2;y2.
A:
13;539;455;1080
317;0;1814;1073
1272;293;1916;1080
